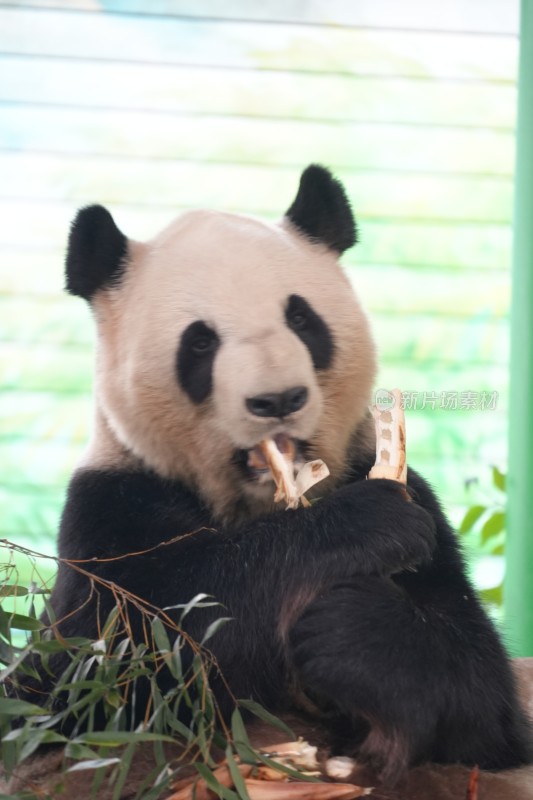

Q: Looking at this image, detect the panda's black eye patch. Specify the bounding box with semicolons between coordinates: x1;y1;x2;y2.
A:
285;294;334;370
177;321;220;403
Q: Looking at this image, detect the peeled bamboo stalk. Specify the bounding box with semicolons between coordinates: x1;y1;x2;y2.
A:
258;441;329;509
260;438;301;508
368;388;407;484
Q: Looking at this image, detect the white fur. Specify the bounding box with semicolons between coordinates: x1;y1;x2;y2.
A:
82;209;376;520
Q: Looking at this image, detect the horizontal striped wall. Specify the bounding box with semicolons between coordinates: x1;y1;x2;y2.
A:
0;0;517;554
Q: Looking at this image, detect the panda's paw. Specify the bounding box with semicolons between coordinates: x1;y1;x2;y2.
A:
320;478;437;574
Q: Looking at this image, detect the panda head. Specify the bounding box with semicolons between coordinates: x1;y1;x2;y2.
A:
66;165;376;521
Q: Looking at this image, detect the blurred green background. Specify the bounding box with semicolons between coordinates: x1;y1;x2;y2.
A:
0;1;518;600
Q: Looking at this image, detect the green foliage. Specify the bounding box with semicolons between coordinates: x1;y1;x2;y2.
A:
459;466;507;612
0;541;294;799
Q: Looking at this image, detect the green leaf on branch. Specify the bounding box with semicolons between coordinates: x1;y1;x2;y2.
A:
0;697;48;716
0;585;28;598
73;731;176;747
195;762;240;800
67;757;121;772
151;617;171;653
492;466;506;492
225;746;251;800
201;617;232;644
481;512;505;543
238;699;294;738
459;505;486;534
481;585;503;606
7;613;43;631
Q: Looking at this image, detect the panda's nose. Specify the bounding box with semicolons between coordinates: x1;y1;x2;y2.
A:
246;386;308;418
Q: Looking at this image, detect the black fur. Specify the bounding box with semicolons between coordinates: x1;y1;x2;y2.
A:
285;164;357;253
176;320;220;403
285;294;335;370
17;459;532;782
65;205;128;300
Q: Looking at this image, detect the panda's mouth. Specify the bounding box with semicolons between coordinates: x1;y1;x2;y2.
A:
234;434;306;483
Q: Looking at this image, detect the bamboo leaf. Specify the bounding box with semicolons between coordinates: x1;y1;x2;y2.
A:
256;751;320;782
68;757;121;772
230;707;256;764
32;636;92;653
231;707;251;748
238;699;295;738
195;762;240;800
151;617;171;653
0;649;36;681
225;746;251;800
164;593;221;620
19;730;67;763
105;689;122;710
65;742;101;760
164;712;195;742
201;616;232;644
8;612;43;631
113;742;136;800
0;606;11;641
73;731;175;746
0;585;28;598
0;639;14;664
0;697;48;716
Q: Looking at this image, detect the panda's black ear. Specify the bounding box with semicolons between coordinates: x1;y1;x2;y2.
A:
285;164;357;253
65;205;128;300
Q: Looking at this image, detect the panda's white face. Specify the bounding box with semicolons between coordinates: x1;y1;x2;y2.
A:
71;168;376;520
165;212;326;446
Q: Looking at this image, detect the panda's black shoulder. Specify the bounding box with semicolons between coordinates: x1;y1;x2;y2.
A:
394;467;477;605
406;467;449;522
58;467;209;560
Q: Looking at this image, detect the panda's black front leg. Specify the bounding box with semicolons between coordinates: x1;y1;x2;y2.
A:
306;478;437;577
164;476;433;720
287;576;437;785
245;476;440;784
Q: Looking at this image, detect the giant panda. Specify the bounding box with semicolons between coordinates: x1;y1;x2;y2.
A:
18;165;532;785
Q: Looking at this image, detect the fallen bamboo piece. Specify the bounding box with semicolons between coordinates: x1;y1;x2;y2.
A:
259;739;320;773
255;765;290;782
325;757;357;780
167;763;253;800
166;740;372;800
243;779;372;799
466;765;479;800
